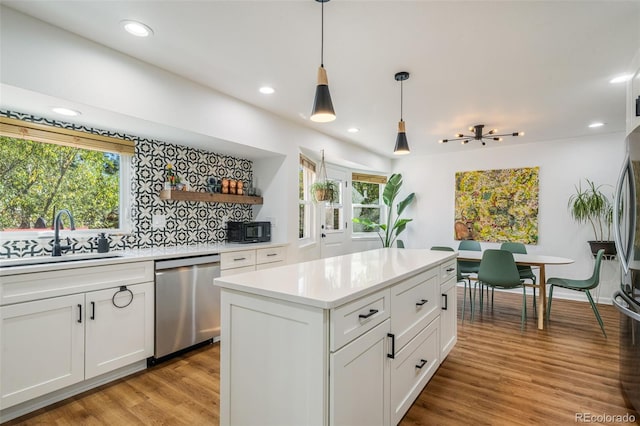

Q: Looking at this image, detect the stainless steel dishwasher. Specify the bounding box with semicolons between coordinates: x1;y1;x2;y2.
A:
152;254;221;363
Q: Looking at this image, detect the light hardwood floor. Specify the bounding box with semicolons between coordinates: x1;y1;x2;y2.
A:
5;287;637;425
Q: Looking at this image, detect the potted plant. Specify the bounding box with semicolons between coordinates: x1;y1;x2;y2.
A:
310;149;340;203
568;178;616;257
352;173;415;247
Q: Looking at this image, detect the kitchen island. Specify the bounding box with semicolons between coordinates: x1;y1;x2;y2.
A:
214;248;458;426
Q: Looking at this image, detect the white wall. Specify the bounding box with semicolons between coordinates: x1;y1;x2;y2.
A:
394;133;626;303
0;7;392;263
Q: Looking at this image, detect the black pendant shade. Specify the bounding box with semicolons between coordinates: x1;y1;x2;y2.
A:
393;71;410;155
394;120;410;155
311;66;336;122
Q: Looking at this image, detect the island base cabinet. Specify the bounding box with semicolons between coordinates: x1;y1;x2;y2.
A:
330;319;391;426
390;319;440;425
1;294;85;409
439;277;457;360
220;290;327;426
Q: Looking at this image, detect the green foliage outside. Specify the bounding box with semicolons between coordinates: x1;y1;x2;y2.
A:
0;136;120;231
352;181;381;233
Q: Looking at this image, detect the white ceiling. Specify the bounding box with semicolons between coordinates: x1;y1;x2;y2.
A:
2;0;640;158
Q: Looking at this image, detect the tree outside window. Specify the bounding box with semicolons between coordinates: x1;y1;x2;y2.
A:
352;176;386;234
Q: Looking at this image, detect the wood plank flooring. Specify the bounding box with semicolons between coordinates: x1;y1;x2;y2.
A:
5;287;637;425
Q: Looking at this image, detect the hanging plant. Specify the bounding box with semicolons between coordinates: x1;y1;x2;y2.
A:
310;150;339;203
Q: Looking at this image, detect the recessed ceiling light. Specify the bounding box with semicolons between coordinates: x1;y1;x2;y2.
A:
347;127;360;133
588;122;605;128
259;86;275;95
610;74;632;84
52;107;81;117
121;20;153;37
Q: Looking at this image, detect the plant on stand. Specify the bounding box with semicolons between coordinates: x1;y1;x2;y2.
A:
352;173;415;248
568;178;616;257
310;150;339;203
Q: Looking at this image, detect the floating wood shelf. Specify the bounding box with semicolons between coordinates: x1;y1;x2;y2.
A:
159;190;263;205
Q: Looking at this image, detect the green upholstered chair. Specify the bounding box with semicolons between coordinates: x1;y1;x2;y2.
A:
457;240;481;274
500;242;537;314
547;249;606;337
431;246;474;321
477;249;527;331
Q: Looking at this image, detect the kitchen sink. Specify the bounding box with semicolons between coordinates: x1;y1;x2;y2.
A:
0;252;124;268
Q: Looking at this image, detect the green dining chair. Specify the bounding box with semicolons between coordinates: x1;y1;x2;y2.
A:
546;249;606;337
431;246;474;321
477;249;527;331
458;240;481;274
500;242;537;314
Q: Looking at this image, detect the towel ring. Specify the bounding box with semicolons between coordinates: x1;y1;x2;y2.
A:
112;286;133;308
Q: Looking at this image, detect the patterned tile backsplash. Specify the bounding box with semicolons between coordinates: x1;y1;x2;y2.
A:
1;110;254;258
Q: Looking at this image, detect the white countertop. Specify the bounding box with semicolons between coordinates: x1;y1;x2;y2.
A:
0;242;287;276
215;248;457;309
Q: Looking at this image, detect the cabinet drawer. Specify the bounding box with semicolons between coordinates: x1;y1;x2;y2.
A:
330;288;390;352
390;319;440;425
256;246;285;265
221;250;256;270
390;268;439;351
439;259;457;282
220;265;255;276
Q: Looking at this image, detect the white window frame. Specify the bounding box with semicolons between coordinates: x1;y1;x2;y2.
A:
351;174;387;240
299;154;316;245
0;117;133;240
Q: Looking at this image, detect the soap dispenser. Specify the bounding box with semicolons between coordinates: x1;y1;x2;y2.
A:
97;233;109;253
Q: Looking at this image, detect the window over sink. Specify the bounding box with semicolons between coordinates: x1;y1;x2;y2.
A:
0;117;133;237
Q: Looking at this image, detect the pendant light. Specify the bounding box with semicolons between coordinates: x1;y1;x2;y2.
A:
393;71;410;155
310;0;336;123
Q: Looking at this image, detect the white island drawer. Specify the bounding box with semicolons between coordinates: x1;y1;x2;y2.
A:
221;250;255;270
330;288;390;352
439;259;457;282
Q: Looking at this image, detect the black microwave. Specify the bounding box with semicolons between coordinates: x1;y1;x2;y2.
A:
227;221;271;243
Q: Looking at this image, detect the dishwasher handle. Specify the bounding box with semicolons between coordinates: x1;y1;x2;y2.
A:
155;254;221;270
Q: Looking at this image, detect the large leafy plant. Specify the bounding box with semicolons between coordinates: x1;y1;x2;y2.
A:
568;178;613;241
352;173;415;247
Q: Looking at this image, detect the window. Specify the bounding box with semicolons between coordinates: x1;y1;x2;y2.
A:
323;177;343;231
352;173;387;234
0;117;133;235
299;154;316;240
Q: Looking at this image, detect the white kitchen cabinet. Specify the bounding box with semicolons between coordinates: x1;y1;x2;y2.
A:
0;261;155;416
330;319;391;426
84;282;154;379
216;248;457;426
439;276;457;360
220;244;286;275
0;294;85;409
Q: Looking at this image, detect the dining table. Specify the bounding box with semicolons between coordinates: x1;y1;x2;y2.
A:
457;249;574;330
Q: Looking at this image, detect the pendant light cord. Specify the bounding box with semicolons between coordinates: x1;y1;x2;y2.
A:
400;80;404;121
320;0;324;67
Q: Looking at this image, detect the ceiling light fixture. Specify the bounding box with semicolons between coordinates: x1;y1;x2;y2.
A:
121;20;154;37
439;124;524;146
588;122;605;128
393;71;410;155
310;0;336;123
610;74;632;84
51;107;81;117
259;86;275;94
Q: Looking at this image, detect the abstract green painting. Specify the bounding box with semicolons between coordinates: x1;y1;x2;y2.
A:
454;167;539;244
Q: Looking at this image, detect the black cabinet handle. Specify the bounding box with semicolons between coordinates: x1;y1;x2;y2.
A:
416;359;428;369
77;304;82;323
90;301;95;320
358;309;378;319
442;294;448;310
266;253;277;257
387;333;396;359
233;257;246;261
416;299;428;306
446;267;455;272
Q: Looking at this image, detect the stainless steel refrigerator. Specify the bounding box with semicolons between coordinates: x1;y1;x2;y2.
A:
613;124;640;412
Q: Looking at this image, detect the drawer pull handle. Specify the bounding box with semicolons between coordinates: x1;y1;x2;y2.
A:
416;299;428;307
387;333;396;359
446;267;455;272
77;304;82;323
266;253;277;257
416;359;428;369
90;301;95;320
233;257;246;261
442;293;448;310
358;309;378;319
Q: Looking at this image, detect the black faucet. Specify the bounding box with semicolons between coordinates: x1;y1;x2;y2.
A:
52;209;76;256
